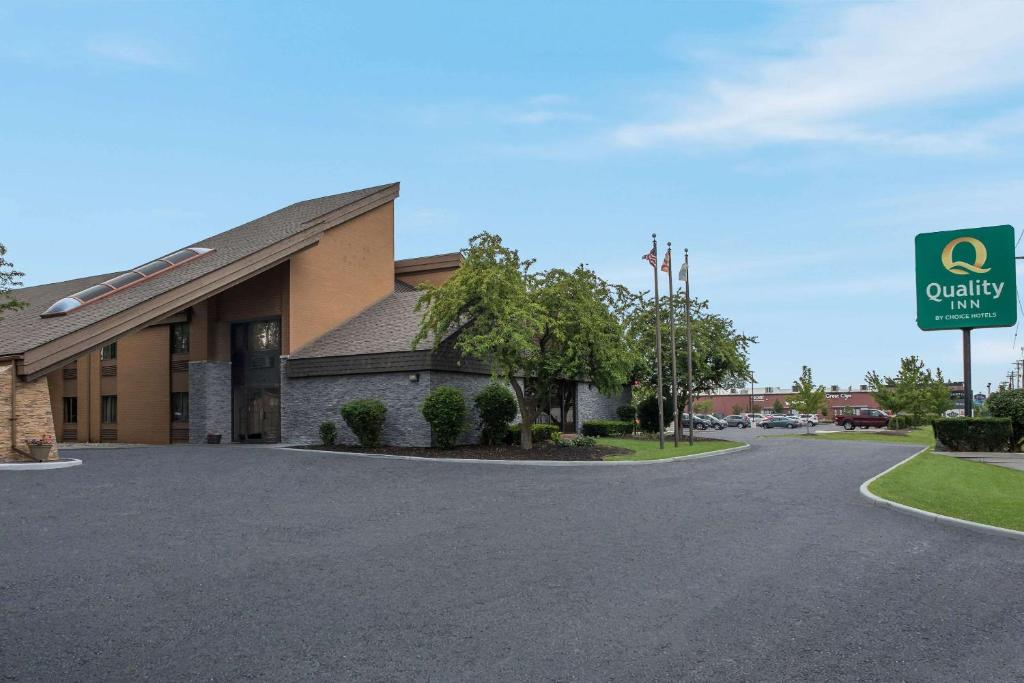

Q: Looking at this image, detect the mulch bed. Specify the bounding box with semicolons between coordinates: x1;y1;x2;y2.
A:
290;442;635;461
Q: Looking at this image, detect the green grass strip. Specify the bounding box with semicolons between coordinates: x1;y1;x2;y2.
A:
599;437;743;461
868;449;1024;532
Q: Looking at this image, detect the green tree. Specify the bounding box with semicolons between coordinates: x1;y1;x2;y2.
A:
926;367;955;417
864;370;900;413
623;291;754;423
731;404;744;415
866;356;951;423
0;244;25;318
414;232;633;449
789;366;826;433
771;398;785;414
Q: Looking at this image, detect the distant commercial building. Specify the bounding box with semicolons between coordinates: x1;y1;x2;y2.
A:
699;381;969;418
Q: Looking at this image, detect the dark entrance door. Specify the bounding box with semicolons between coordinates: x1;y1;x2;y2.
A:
231;319;281;443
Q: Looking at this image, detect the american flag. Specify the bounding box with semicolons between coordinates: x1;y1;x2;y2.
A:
642;247;657;268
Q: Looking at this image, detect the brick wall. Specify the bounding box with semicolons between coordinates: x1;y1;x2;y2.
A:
575;382;629;430
0;363;58;461
281;360;498;447
118;326;171;444
188;360;232;444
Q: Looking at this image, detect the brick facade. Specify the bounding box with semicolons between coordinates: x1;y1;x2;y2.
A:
188;361;232;444
0;363;58;461
575;383;629;430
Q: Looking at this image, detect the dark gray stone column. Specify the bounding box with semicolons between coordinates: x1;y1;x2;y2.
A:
188;360;232;444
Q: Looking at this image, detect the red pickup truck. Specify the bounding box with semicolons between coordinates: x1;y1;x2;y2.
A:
833;408;890;430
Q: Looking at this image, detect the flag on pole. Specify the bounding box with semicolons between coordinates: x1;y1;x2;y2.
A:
660;249;671;273
678;259;688;282
643;247;657;268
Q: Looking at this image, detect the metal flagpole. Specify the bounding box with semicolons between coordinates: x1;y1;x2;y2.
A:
652;234;665;448
665;244;679;447
684;249;694;446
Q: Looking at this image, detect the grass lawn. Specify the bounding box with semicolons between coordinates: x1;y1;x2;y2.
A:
806;425;935;446
599;437;743;461
868;450;1024;532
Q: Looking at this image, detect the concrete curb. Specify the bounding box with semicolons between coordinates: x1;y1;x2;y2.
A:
0;458;82;471
859;447;1024;541
283;442;751;467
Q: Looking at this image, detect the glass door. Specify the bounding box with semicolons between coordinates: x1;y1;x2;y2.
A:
231;319;281;442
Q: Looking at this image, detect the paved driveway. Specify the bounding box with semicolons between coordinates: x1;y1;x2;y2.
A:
2;438;1022;681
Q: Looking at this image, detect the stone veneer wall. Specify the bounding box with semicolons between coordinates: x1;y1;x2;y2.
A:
280;359;496;447
188;360;232;444
0;364;58;461
574;382;629;431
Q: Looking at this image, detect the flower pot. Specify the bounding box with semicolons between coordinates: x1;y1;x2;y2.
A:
28;444;51;461
206;434;222;444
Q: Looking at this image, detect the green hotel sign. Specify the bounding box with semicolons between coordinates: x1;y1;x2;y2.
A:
915;225;1016;331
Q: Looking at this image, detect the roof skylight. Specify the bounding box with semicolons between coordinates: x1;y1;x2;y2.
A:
42;247;214;317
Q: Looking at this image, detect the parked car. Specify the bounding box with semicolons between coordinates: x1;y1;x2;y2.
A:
698;414;727;430
726;414;751;428
834;408;889;430
761;415;799;429
799;413;819;426
750;414;766;425
678;413;709;430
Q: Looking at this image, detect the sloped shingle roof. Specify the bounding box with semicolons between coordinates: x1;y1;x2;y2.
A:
291;288;436;359
0;184;397;357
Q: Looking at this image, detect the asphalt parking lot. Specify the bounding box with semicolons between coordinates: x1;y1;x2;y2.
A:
2;437;1022;681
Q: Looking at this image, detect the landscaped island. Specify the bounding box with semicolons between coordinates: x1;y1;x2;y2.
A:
292;437;743;462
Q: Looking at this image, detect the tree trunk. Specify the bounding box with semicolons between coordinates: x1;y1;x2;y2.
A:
520;422;533;450
509;376;536;450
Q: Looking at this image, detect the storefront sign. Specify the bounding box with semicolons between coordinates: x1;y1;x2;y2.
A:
916;225;1017;330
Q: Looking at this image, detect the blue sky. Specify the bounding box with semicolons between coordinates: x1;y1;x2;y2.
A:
3;1;1024;392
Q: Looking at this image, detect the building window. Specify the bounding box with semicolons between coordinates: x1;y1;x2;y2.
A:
171;392;189;423
250;320;281;351
101;395;117;424
63;396;78;424
171;323;190;354
100;342;117;361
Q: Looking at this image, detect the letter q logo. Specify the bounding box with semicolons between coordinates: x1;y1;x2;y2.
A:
941;236;991;275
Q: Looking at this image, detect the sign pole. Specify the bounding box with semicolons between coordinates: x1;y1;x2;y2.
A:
963;328;972;417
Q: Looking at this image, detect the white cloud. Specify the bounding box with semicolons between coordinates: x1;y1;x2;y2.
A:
501;95;590;126
86;37;167;67
613;2;1024;152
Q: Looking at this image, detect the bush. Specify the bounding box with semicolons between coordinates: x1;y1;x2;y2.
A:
637;394;673;433
474;383;518;445
340;399;387;447
422;386;466;449
507;422;561;444
888;414;912;430
581;420;634;437
986;388;1024;448
319;421;337;446
932;417;1013;452
615;404;636;422
556;435;597;448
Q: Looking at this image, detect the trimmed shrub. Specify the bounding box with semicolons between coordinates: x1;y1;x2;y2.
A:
556;435;597;448
637;394;673;433
581;420;634;437
888;414;912;430
319;421;338;446
340;399;387;447
422;386;466;449
474;383;518;446
615;405;636;422
507;423;561;444
932;417;1012;452
986;388;1024;448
